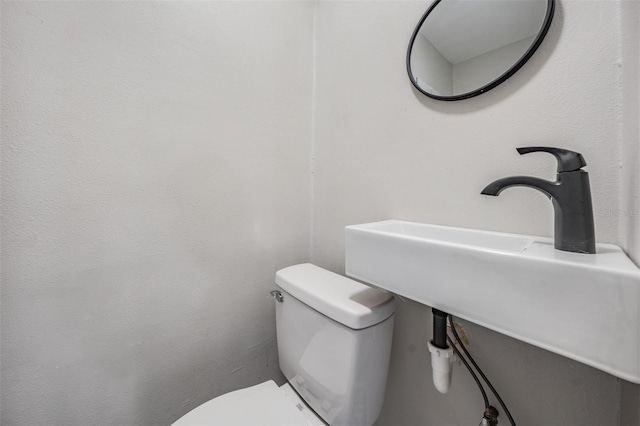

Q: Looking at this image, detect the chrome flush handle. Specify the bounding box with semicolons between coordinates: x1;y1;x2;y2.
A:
269;290;283;303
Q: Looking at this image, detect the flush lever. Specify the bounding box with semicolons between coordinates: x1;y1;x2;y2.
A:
269;290;283;303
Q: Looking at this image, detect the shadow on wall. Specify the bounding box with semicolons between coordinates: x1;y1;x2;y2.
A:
126;150;292;425
134;335;283;425
410;0;563;114
375;298;621;426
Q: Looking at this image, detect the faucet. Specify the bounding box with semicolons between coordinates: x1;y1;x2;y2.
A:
481;147;596;254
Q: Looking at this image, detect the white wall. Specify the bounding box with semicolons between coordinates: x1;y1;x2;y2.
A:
619;0;640;266
0;1;313;425
619;0;640;423
2;0;638;425
312;0;630;424
453;36;535;95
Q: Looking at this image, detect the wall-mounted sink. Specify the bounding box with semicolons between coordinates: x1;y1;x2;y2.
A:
345;220;640;383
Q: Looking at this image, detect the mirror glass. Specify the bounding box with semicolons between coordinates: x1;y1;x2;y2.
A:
407;0;554;100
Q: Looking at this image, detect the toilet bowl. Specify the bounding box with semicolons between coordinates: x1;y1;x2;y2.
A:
173;380;324;425
172;263;395;426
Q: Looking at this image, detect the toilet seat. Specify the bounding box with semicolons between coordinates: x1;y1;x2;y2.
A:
172;380;325;426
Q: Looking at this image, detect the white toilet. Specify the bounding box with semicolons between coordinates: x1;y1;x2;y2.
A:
173;263;395;426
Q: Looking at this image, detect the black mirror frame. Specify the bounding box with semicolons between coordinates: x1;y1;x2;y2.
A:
407;0;555;101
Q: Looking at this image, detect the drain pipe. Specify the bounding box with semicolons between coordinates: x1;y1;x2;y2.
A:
427;308;454;393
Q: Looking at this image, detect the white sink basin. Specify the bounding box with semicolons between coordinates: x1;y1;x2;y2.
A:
345;220;640;383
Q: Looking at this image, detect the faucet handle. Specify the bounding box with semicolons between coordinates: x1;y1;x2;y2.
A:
516;147;586;173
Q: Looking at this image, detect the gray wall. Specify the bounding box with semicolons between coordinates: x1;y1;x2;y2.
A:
312;0;637;424
2;0;638;425
410;34;453;96
1;2;312;425
452;37;534;95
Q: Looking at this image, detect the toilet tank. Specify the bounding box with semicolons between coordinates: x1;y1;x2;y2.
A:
274;264;395;426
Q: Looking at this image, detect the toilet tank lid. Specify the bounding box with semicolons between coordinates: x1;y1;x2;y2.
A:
275;263;395;330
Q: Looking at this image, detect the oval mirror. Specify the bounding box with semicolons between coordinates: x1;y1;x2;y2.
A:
407;0;554;100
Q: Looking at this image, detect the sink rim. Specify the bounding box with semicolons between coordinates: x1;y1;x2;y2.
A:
349;219;536;254
347;219;639;275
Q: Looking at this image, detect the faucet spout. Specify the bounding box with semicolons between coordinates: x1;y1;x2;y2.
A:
480;147;596;254
481;176;557;198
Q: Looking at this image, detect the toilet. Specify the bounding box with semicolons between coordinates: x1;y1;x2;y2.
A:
173;263;395;426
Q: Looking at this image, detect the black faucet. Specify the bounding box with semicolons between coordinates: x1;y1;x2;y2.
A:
481;147;596;254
